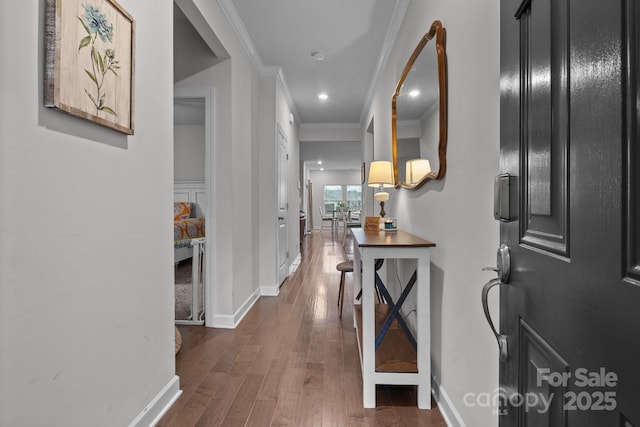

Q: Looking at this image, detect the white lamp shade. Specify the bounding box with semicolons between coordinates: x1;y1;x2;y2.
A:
406;158;432;184
367;161;394;188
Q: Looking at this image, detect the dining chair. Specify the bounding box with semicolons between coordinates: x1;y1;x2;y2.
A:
341;210;361;248
319;205;335;230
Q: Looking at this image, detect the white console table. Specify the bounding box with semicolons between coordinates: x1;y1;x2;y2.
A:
351;228;435;409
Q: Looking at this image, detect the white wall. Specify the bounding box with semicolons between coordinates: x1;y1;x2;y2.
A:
299;123;361;142
175;0;299;323
174;125;206;181
363;0;500;425
298;124;362;173
0;1;176;425
257;72;300;293
277;80;301;279
300;140;362;171
176;59;235;325
175;6;259;325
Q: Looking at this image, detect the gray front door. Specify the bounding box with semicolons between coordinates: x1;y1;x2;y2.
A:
499;0;640;425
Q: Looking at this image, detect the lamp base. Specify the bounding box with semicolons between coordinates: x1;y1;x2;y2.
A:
379;201;386;218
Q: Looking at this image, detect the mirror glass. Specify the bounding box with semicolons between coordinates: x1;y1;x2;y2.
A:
392;21;447;189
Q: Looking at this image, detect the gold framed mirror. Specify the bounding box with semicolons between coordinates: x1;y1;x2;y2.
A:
392;20;447;189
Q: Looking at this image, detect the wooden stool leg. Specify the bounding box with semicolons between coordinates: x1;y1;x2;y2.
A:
338;271;346;318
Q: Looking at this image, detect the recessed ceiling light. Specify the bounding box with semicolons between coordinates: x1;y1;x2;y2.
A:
311;50;326;61
409;90;420;98
318;93;328;101
320;167;324;171
317;161;322;165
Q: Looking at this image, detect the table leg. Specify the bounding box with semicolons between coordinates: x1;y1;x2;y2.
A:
361;251;376;408
416;251;431;409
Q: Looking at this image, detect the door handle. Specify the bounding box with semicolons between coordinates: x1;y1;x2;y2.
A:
481;243;511;361
482;278;509;362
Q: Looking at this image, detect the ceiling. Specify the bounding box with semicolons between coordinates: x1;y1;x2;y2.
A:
230;0;404;125
173;0;409;170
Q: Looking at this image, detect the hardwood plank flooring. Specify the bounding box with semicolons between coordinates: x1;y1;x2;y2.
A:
158;229;447;427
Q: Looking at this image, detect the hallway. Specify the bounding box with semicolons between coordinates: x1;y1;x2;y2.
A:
159;229;447;426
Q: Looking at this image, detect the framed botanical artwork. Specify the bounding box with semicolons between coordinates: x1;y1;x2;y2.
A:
44;0;135;135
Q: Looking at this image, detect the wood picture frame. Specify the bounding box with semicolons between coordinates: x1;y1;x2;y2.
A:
45;0;135;135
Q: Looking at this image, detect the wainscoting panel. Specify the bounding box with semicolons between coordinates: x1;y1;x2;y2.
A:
174;181;206;217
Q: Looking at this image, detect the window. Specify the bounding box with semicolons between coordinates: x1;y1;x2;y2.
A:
323;185;342;212
323;184;362;212
346;185;362;211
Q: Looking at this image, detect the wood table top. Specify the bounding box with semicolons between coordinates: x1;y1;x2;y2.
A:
351;228;436;248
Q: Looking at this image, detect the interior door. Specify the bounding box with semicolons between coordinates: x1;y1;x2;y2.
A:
277;127;289;285
498;0;640;425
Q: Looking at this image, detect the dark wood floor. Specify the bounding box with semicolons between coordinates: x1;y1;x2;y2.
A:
158;229;447;426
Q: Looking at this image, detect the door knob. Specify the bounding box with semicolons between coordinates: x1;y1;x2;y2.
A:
482;243;511;283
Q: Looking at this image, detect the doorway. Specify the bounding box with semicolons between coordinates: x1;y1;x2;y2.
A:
173;97;205;324
173;88;214;325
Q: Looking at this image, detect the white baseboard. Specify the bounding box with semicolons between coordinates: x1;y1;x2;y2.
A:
210;253;302;328
260;284;280;296
211;313;235;328
289;253;301;275
432;378;466;427
211;287;261;329
261;253;302;297
128;375;182;427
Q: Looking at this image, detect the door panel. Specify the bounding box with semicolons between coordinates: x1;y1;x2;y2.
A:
500;0;640;425
518;0;569;257
518;320;569;427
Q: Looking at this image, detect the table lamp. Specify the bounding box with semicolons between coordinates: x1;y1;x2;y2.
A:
368;160;394;217
406;158;432;184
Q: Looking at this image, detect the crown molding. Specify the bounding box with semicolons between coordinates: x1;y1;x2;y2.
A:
216;0;261;69
262;66;299;123
217;0;299;122
299;122;362;142
300;122;362;131
359;0;410;126
217;0;408;128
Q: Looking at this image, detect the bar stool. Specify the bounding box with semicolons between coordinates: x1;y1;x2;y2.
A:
336;260;353;318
